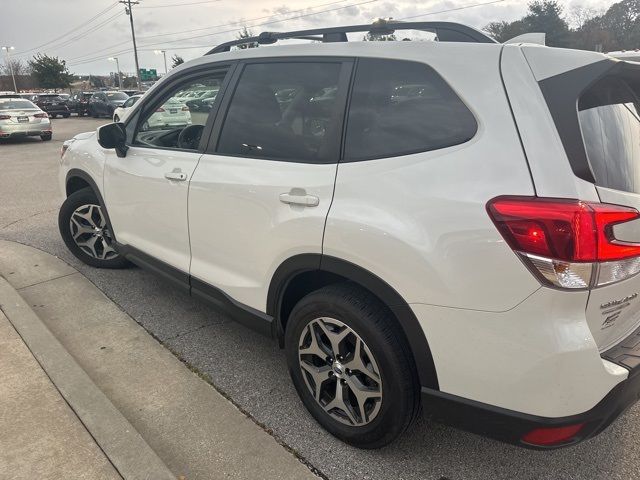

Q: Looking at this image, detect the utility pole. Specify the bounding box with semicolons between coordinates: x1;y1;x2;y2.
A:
120;0;141;89
1;46;18;93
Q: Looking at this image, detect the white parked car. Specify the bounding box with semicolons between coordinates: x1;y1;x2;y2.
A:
0;98;52;140
112;94;142;122
58;21;640;449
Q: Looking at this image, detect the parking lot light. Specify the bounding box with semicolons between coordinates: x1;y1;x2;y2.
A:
108;57;122;89
154;50;168;75
1;46;18;93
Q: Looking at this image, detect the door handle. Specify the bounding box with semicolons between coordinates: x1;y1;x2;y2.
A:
279;191;319;207
164;171;187;181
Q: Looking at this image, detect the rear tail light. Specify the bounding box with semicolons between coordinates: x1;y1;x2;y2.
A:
156;107;165;112
181;106;189;111
0;115;11;120
522;423;585;446
487;196;640;289
34;113;48;118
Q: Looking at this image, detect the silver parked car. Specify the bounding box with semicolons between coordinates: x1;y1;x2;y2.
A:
0;98;52;141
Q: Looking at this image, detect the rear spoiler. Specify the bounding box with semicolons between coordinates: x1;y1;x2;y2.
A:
505;33;546;46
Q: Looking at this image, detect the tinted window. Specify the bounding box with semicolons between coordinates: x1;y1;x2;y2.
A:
217;62;344;162
344;59;477;161
578;77;640;193
133;74;225;151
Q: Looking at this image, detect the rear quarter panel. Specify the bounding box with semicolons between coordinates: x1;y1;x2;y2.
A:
324;44;539;312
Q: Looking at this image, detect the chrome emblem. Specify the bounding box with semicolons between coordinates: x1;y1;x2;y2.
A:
600;293;637;310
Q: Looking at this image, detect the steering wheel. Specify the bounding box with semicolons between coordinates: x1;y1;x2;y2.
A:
177;124;205;150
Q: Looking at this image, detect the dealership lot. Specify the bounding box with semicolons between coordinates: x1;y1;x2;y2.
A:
2;117;640;480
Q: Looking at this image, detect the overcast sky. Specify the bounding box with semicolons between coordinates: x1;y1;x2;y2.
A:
1;0;617;75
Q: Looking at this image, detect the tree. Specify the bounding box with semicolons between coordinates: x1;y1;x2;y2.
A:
363;32;397;41
171;54;184;68
236;27;258;49
595;0;640;50
0;58;31;77
363;18;398;41
572;0;639;51
29;54;73;90
90;76;105;89
122;76;138;88
523;0;571;47
484;20;528;42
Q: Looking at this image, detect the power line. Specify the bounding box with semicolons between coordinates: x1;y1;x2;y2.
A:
68;0;506;69
142;0;509;51
66;0;352;62
138;0;222;8
43;11;126;53
398;0;505;20
139;0;379;49
139;0;350;39
15;2;119;55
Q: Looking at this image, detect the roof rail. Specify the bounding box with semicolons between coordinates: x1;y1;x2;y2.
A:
205;20;497;55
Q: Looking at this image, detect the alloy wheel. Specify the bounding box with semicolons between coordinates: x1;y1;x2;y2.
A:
298;317;383;426
69;204;118;260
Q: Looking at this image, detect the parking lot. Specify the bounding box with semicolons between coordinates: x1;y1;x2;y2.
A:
1;116;639;480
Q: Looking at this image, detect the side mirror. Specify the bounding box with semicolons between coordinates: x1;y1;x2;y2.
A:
98;122;128;158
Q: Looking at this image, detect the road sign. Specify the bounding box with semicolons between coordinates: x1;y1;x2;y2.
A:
139;68;158;82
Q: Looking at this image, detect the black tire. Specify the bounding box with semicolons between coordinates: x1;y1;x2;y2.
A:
50;113;57;119
58;188;129;269
285;283;420;448
41;133;52;141
63;113;70;118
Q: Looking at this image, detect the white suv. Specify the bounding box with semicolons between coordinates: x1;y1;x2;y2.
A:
58;21;640;449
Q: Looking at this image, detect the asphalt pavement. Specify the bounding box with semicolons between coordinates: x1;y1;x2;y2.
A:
1;117;639;480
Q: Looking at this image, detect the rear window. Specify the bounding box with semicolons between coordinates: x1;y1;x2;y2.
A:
0;100;37;110
344;58;477;161
107;92;129;100
578;77;640;193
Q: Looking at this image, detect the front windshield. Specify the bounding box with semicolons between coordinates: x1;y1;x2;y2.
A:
107;92;129;100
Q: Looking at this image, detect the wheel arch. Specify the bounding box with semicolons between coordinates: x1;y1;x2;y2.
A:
267;254;439;390
65;169;117;242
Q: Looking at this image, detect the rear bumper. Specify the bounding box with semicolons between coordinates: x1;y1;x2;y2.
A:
0;125;51;138
42;107;69;114
422;366;640;449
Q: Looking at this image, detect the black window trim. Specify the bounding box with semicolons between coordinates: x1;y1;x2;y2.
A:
205;56;355;165
125;61;237;155
538;59;640;186
340;56;479;163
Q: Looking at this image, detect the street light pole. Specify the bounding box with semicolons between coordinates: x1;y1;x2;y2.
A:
1;46;18;93
120;0;141;89
108;57;121;89
154;50;167;74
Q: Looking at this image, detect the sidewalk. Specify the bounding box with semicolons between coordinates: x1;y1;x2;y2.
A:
0;240;318;480
0;309;121;480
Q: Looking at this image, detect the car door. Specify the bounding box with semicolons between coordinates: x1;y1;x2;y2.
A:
91;93;104;115
102;64;232;276
188;58;353;311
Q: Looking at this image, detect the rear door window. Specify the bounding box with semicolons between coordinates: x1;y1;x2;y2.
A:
344;58;477;161
216;61;346;163
578;77;640;193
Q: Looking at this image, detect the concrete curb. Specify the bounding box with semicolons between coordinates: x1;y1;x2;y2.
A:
0;276;176;480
